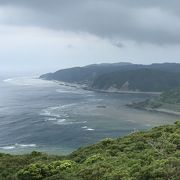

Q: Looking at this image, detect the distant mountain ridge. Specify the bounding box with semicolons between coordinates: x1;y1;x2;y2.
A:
40;62;180;92
40;62;133;84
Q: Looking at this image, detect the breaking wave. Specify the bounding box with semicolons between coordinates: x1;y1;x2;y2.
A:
0;143;37;150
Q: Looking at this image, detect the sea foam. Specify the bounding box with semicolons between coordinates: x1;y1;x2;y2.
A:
0;143;37;150
0;145;15;150
86;128;95;131
3;77;56;87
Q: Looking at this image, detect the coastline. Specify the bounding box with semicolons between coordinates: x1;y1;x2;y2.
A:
127;102;180;117
145;107;180;116
84;87;162;95
43;78;180;116
50;79;162;95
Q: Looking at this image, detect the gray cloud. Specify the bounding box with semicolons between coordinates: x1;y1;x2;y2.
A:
112;41;125;48
0;0;180;45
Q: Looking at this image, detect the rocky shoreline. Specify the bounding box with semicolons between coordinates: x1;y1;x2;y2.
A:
127;100;180;116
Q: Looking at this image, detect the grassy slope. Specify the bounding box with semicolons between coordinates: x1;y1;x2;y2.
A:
0;121;180;180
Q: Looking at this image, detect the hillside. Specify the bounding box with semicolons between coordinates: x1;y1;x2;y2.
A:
92;69;180;92
40;62;133;84
40;63;180;92
0;121;180;180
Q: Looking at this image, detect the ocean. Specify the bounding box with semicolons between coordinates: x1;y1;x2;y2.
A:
0;76;179;155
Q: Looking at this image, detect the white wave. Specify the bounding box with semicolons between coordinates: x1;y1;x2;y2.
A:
61;103;77;108
55;120;87;125
82;126;88;129
47;118;57;121
56;89;73;93
40;109;62;118
16;143;37;148
3;76;57;87
56;89;85;95
40;110;52;116
75;121;87;124
3;78;13;82
0;143;37;150
81;126;95;131
57;119;66;123
0;145;15;150
41;104;76;113
40;104;77;118
86;128;95;131
41;104;88;126
49;106;60;110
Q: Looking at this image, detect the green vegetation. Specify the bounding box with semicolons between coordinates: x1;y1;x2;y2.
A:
0;122;180;179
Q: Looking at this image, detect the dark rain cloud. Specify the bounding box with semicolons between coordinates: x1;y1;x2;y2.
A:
0;0;180;45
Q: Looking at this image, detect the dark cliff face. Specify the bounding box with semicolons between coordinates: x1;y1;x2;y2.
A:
40;62;180;91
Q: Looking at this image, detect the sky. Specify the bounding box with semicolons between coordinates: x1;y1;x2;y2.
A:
0;0;180;74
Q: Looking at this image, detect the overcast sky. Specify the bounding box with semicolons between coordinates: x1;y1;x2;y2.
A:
0;0;180;74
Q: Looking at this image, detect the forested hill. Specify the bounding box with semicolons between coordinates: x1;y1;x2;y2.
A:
40;62;133;83
0;121;179;179
40;63;180;92
92;69;180;92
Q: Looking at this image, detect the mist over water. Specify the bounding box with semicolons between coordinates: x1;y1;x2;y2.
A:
0;77;179;154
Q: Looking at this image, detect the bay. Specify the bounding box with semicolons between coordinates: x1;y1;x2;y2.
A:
0;76;178;154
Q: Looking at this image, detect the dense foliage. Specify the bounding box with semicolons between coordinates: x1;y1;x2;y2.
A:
0;121;180;179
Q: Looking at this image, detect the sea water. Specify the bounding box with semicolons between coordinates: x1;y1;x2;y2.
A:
0;76;179;154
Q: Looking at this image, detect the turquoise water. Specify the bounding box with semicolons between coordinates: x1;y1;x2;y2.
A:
0;77;179;155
